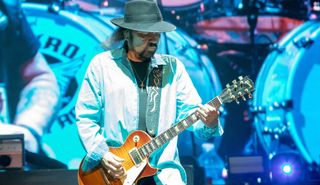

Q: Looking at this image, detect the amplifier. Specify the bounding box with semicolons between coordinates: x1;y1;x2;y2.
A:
0;134;24;169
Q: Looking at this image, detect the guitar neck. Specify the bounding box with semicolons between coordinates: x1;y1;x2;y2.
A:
137;96;222;158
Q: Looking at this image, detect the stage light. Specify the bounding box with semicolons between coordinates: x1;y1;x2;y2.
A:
270;152;304;184
102;1;109;7
281;163;293;175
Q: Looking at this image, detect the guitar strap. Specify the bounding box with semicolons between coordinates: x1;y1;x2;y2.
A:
139;56;173;137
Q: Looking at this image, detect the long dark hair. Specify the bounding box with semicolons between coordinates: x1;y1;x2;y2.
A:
101;27;127;50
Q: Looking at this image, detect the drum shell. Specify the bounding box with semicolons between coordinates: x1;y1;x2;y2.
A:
253;19;320;164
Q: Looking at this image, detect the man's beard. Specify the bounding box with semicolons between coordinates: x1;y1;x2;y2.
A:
138;43;157;59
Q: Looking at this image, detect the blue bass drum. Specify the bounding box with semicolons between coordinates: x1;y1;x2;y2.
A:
23;3;223;168
253;20;320;164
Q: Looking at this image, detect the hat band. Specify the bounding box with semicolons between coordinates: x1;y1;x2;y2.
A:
124;13;162;23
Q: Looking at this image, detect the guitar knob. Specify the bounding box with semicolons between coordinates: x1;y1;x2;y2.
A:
133;135;140;143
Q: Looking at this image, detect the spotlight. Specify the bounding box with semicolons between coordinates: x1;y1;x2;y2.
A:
281;163;293;175
270;152;304;184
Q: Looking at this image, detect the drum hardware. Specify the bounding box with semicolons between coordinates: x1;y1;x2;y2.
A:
48;1;64;13
252;100;293;136
248;100;294;154
293;37;314;48
268;43;285;53
250;100;293;114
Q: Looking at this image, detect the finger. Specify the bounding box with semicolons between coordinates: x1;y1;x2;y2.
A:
198;104;209;114
102;156;123;172
197;108;208;118
107;159;123;169
196;111;207;123
109;166;126;179
204;104;215;112
112;155;125;162
113;169;126;179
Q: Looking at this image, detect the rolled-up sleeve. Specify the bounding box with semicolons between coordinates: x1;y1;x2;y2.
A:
175;58;223;140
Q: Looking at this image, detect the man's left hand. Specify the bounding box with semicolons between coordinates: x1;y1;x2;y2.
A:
196;104;220;128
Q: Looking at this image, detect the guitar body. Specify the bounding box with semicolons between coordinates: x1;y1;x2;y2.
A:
78;130;157;185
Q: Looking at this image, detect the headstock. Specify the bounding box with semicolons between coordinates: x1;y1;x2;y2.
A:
220;76;254;104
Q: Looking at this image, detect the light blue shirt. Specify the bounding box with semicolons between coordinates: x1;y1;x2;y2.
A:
75;48;223;184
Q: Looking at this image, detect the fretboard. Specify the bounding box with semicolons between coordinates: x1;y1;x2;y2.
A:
137;96;222;158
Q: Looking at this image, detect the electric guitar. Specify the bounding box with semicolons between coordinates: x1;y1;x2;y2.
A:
78;76;254;185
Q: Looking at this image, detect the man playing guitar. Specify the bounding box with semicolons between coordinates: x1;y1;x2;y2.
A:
75;0;225;184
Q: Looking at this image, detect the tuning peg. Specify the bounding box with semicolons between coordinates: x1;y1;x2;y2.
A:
231;95;240;104
232;80;237;84
226;83;231;88
245;89;253;99
238;76;243;80
233;84;238;89
238;92;246;101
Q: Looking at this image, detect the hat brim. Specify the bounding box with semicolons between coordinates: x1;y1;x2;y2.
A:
111;18;176;33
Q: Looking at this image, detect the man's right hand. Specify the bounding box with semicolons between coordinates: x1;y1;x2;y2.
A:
101;152;126;179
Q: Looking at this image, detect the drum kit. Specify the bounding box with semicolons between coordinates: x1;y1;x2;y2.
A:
20;0;320;176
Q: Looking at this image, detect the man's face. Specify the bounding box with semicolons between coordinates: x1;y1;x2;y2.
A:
127;30;161;60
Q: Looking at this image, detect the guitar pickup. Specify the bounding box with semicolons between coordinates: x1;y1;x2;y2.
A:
129;148;143;166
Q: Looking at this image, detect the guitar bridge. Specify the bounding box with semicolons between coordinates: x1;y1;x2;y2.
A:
129;148;143;166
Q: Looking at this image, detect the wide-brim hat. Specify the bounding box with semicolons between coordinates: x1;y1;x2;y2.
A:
111;0;176;33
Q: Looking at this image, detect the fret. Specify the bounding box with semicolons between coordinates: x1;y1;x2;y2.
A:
138;148;145;159
182;120;188;127
150;141;156;150
152;140;158;148
164;132;170;140
191;113;198;122
157;134;165;145
174;125;180;133
145;143;152;154
208;97;221;108
141;146;148;157
177;122;184;130
167;128;175;138
155;137;162;146
160;134;167;144
170;127;178;136
187;116;193;123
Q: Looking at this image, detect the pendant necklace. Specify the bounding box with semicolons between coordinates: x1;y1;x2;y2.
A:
131;62;148;89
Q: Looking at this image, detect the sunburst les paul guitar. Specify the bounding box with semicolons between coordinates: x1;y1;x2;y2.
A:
78;76;254;185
